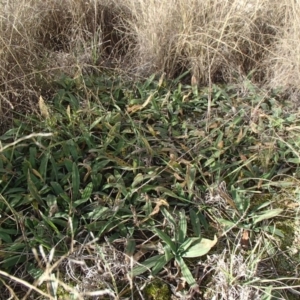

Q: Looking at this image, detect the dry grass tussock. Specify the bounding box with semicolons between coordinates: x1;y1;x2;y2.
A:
0;0;300;116
0;0;128;122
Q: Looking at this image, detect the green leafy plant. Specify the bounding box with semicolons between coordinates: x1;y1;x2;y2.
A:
0;73;299;299
132;208;217;289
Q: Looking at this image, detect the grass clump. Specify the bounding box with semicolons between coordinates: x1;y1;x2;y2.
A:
2;0;300;124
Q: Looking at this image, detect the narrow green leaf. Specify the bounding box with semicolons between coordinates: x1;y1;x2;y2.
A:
267;181;296;188
153;228;177;254
204;157;215;168
252;209;283;225
187;165;196;193
50;182;64;195
67;92;80;109
51;218;68;228
72;162;80;200
48;273;58;298
3;254;27;269
64;159;73;172
251;201;273;212
217;218;236;228
287;158;300;164
4;187;26;194
126;238;136;257
132;173;144;188
163;244;173;262
73;198;90;208
143;73;156;89
161;207;176;228
91;172;103;190
70;216;79;236
81;182;93;200
97;220;120;237
261;286;273;300
155;186;188;202
0;228;18;235
89;116;104;130
0;232;12;243
152;253;173;276
140;136;153;156
132;254;165;276
27;171;42;203
29;147;37;168
143;197;152;217
104;122;121;147
84;206;110;220
260;225;284;237
39;151;50;180
178;237;202;254
182;235;217;258
175;256;198;288
189;209;201;237
27;263;44;280
40;212;62;236
50;155;59;181
178;209;187;244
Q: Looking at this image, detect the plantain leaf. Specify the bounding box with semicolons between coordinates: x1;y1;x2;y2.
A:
160;207;176;227
186;165;196;194
40;212;63;238
104;122;121;148
163;244;174;263
132;254;165;276
132;173;144;188
155;186;188;202
252;209;283;225
178;209;187;244
175;256;198;288
72;162;80;200
153;227;177;254
189;209;201;237
152;254;172;276
50;181;64;195
182;235;217;258
27;171;42;203
178;237;202;254
39;151;50;180
81;182;93;200
0;232;12;243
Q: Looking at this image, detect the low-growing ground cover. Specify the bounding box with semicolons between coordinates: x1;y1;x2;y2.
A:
0;74;299;299
1;0;300;299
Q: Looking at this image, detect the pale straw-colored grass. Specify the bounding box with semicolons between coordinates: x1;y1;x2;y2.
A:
0;0;299;118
